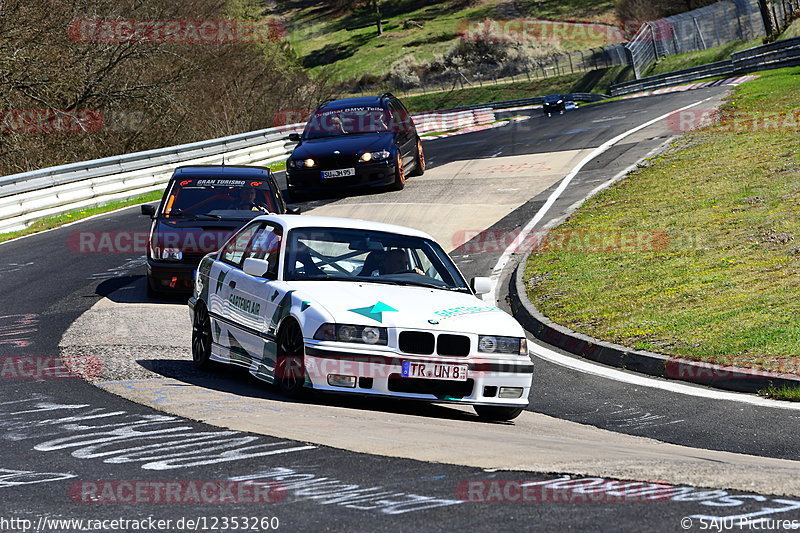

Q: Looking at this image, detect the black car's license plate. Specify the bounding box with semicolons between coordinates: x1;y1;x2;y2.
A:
321;168;355;179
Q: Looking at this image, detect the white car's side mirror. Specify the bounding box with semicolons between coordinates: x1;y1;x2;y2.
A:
471;276;492;295
243;258;270;278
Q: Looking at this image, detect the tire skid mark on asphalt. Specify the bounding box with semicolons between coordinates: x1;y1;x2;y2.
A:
88;255;146;280
0;395;316;470
562;402;686;430
0;468;76;488
0;313;38;348
229;467;462;515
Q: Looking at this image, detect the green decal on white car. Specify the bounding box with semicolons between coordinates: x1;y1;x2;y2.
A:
348;301;398;323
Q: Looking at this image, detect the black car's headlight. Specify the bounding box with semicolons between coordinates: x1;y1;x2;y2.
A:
151;246;182;261
290;158;316;169
314;323;388;345
478;335;527;355
359;150;391;162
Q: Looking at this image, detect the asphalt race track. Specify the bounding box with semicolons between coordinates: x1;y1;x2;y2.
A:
2;86;799;532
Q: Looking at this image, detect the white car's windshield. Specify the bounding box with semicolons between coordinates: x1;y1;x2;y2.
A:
284;227;470;292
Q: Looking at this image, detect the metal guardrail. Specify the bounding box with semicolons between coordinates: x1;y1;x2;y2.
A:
0;108;497;234
731;35;800;71
434;93;608;114
610;35;800;96
610;60;735;95
625;0;765;79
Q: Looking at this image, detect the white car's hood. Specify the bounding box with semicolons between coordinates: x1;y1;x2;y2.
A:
289;281;524;337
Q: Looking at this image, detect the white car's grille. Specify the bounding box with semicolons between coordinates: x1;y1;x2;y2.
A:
398;331;470;357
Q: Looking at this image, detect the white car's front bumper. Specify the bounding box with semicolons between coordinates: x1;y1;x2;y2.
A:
303;342;533;407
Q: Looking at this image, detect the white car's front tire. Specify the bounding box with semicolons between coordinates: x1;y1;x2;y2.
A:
276;320;307;398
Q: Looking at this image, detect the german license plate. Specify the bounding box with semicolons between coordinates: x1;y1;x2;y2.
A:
321;168;355;179
401;361;468;381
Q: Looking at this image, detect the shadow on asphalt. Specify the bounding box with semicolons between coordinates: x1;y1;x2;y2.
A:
136;358;513;424
96;275;190;305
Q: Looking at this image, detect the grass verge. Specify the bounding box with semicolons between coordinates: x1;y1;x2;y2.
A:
524;66;800;376
760;384;800;402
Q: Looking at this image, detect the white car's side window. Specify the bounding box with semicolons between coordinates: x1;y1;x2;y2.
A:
244;225;282;278
221;223;260;267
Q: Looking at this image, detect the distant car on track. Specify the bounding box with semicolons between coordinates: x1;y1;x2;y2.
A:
141;165;298;296
542;94;578;116
285;93;425;200
189;215;534;421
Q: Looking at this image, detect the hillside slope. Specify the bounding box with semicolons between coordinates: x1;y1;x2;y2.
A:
274;0;617;79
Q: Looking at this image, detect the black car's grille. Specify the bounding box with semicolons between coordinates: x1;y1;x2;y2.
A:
436;334;470;357
316;154;360;168
182;252;209;264
398;331;470;356
388;375;474;398
399;331;435;355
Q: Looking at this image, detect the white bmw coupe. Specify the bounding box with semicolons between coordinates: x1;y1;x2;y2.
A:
189;215;533;421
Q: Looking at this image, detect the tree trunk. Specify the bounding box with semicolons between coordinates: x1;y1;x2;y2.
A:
374;0;383;35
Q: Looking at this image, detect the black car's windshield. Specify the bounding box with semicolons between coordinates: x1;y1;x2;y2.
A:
162;177;278;217
303;107;392;140
284;227;470;292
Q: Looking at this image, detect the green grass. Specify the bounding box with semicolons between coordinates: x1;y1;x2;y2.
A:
401;66;628;111
644;39;763;77
0;191;163;244
760;384;800;402
779;18;800;39
524;67;800;376
281;0;617;79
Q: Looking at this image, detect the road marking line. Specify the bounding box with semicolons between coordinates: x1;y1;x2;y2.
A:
484;96;714;304
530;339;800;411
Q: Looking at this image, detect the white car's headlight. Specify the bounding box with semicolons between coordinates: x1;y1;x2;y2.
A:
359;150;390;162
314;323;388;345
161;248;183;261
478;335;526;355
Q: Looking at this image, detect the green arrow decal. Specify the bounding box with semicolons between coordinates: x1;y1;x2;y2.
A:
348;301;398;323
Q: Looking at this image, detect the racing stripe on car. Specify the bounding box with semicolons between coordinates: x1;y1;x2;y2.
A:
209;311;277;341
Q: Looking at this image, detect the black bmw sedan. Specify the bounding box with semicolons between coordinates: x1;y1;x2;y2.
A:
285;94;425;200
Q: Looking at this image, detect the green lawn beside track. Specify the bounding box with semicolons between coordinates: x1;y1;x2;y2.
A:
523;67;800;399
